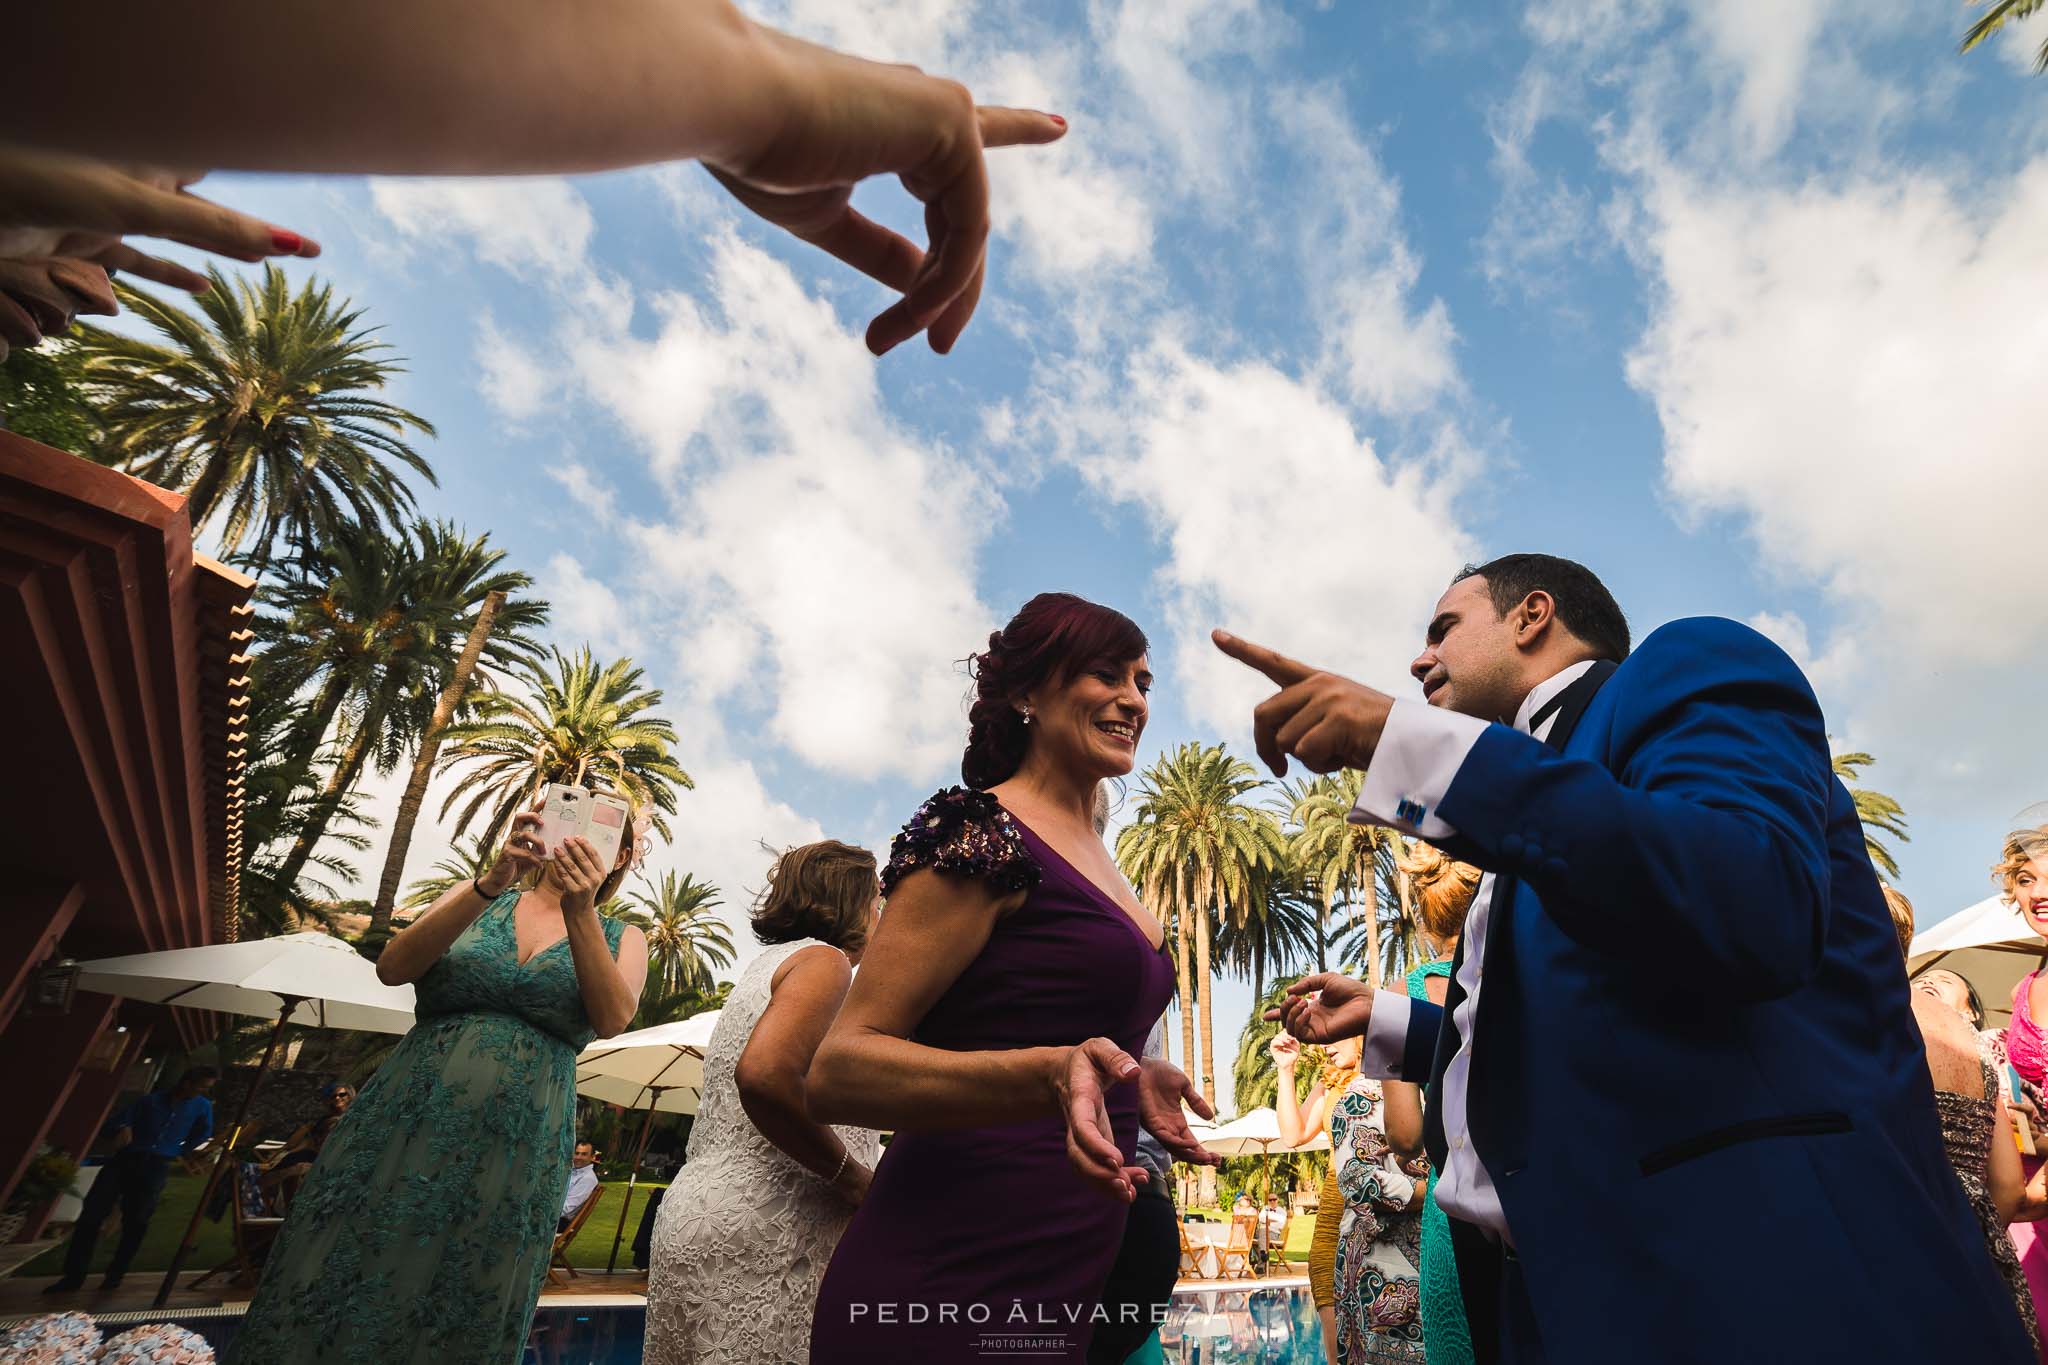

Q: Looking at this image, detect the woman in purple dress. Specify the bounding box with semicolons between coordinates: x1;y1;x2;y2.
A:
808;592;1219;1362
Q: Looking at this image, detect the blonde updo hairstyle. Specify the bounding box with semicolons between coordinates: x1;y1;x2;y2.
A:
1883;885;1915;962
1397;841;1483;951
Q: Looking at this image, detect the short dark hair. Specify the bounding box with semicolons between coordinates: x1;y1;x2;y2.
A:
177;1066;218;1087
574;1138;595;1152
752;840;878;954
1454;554;1630;662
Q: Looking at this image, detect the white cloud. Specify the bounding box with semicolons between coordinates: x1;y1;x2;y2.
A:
1034;339;1476;735
565;230;1002;781
540;552;639;660
473;315;556;422
370;178;597;281
1274;87;1459;415
1628;156;2048;810
1992;6;2048;73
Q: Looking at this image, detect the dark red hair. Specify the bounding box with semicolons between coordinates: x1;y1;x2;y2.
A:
962;593;1148;790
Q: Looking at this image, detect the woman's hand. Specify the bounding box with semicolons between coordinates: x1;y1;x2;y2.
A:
552;836;610;918
477;811;547;898
1054;1038;1150;1202
707;26;1066;357
1269;1032;1301;1073
1137;1057;1220;1166
0;148;318;266
0;256;117;358
831;1159;872;1209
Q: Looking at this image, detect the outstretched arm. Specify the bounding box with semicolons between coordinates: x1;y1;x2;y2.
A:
807;866;1150;1199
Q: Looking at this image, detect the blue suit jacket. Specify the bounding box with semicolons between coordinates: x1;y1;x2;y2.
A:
1395;617;2030;1362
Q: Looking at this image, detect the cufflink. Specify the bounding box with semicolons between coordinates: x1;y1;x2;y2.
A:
1396;798;1427;826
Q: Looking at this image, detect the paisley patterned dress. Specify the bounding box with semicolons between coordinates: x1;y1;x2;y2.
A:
227;893;625;1365
1329;1075;1427;1365
643;938;879;1363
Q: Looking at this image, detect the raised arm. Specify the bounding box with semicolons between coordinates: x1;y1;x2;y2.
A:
806;864;1146;1199
736;946;870;1205
377;811;542;986
8;0;784;175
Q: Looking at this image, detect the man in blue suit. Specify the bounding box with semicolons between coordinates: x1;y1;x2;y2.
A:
1215;554;2030;1364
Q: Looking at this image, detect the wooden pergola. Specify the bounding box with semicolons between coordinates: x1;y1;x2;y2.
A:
0;431;253;1239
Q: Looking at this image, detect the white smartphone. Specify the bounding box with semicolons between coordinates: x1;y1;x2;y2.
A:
536;783;631;871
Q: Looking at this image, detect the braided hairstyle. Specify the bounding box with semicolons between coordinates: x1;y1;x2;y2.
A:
961;592;1148;791
1397;840;1483;948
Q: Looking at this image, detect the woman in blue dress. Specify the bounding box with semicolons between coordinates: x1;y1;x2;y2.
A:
228;796;649;1365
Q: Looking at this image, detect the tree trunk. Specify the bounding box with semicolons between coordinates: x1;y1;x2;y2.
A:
1173;902;1196;1083
270;708;381;918
284;667;355;777
368;591;505;934
1194;899;1215;1108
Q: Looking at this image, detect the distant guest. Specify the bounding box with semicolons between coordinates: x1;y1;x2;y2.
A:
45;1066;217;1294
559;1141;599;1231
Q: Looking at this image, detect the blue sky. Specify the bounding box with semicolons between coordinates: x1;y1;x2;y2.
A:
164;0;2048;1110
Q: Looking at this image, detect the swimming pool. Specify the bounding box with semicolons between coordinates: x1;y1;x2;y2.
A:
87;1283;1328;1363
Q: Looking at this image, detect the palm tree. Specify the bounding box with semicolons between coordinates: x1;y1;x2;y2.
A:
1213;868;1321;1003
1285;771;1410;985
1833;751;1910;881
625;872;737;996
397;837;497;913
365;523;549;935
253;521;547;926
437;647;694;850
234;688;375;938
1962;0;2048;72
1116;742;1287;1107
72;266;436;571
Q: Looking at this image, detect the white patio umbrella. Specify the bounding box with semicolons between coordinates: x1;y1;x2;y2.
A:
1909;894;2044;1030
573;1009;722;1270
1201;1107;1327;1208
72;931;418;1304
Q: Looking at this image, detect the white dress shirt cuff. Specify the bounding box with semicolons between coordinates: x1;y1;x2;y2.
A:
1359;991;1412;1081
1350;698;1488;841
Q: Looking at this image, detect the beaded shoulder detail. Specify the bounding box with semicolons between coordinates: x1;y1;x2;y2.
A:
881;786;1042;898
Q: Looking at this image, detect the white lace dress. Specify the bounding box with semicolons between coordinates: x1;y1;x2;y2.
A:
643;938;878;1364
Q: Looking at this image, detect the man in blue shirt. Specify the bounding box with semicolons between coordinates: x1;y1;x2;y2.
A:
46;1065;216;1294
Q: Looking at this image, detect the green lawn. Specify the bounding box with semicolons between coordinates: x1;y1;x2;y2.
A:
25;1174;669;1277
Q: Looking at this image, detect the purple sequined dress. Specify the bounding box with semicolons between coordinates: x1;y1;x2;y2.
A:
810;788;1175;1362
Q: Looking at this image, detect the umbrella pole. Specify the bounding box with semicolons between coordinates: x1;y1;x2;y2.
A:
605;1089;665;1274
155;996;300;1307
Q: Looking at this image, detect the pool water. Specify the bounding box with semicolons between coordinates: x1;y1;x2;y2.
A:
151;1284;1327;1363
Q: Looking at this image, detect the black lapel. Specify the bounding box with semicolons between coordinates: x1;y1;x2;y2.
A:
1540;658;1618;754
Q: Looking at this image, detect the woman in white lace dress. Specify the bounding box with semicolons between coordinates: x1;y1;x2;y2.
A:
644;841;882;1364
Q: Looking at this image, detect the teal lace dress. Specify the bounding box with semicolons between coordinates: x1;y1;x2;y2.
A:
1406;959;1475;1365
228;893;625;1365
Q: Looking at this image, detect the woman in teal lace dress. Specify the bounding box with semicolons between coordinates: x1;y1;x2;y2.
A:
1394;842;1484;1365
228;802;649;1365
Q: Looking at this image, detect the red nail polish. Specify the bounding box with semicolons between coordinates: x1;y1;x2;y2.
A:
1048;114;1067;128
269;229;303;253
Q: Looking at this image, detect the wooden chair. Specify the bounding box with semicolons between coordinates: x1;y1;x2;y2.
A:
1280;1214;1316;1266
189;1162;286;1290
1218;1214;1257;1281
546;1184;603;1284
1176;1217;1201;1280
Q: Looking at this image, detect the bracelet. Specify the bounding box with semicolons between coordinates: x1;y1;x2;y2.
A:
471;877;502;901
827;1149;850;1185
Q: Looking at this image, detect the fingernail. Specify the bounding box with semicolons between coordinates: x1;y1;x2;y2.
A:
1120;1063;1139;1078
1048;114;1067;128
269;228;303;253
